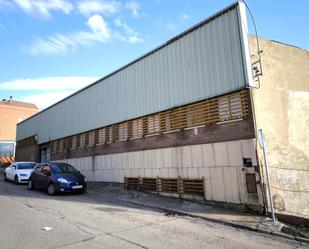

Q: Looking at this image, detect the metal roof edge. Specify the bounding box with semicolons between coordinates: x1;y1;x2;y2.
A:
18;1;239;126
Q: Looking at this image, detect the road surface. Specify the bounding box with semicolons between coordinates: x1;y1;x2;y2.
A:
0;177;306;249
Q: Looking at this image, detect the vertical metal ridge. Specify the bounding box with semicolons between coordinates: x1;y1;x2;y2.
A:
17;3;249;144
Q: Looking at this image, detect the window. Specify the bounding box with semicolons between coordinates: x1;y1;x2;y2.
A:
218;94;243;122
112;125;119;142
34;164;44;171
88;131;95;147
218;96;230;121
42;165;51;173
58;139;63;152
132;118;143;139
52;141;57;153
0;142;14;156
17;162;36;169
164;113;173;131
71;136;77;150
79;133;86;148
107;126;113;143
230;95;243;119
186;108;194;128
186;105;205;128
147;115;160;134
118;122;128;141
97;128;105;144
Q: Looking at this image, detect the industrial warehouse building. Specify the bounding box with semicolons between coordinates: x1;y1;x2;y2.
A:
15;2;309;224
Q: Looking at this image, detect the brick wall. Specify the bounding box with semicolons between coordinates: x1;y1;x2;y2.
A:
15;136;39;162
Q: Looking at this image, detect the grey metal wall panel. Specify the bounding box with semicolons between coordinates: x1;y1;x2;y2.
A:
17;3;252;144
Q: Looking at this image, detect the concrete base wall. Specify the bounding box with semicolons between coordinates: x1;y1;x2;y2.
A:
58;139;263;208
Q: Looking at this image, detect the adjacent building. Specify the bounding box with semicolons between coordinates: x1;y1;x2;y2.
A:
0;97;38;165
15;2;309;225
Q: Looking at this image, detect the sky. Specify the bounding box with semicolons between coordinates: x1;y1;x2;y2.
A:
0;0;308;110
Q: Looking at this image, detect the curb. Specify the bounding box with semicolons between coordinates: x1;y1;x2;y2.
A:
118;198;309;244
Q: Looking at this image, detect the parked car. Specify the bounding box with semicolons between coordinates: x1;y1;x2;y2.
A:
28;162;87;195
4;162;37;184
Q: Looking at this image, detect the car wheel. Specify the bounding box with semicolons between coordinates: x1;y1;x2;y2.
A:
3;173;7;181
14;175;19;185
28;178;35;190
47;183;56;195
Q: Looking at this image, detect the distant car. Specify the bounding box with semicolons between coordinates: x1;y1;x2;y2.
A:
4;162;37;184
28;162;87;195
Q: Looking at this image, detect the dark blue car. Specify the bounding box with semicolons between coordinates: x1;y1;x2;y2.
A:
28;162;87;195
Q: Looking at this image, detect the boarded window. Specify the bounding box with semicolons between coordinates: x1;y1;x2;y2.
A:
97;128;105;144
105;126;112;143
218;94;243;122
71;136;77;149
52;141;57;153
79;133;86;148
44;90;249;150
132;119;143;139
119;122;128;141
88;131;95;146
147;115;160;134
164;113;172;131
186;104;206;128
58;139;63;152
230;95;243;119
112;125;119;142
218;96;230;121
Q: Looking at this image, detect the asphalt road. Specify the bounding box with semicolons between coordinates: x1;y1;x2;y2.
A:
0;177;307;249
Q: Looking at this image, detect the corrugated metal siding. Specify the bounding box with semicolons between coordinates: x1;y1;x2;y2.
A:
17;3;250;144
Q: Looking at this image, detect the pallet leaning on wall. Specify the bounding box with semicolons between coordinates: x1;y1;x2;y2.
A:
124;176;205;200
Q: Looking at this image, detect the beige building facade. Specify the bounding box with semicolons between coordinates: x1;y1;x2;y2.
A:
0;98;38;165
250;37;309;223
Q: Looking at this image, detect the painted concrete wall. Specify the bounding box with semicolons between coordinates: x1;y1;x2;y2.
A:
250;37;309;219
0;101;37;141
58;139;263;208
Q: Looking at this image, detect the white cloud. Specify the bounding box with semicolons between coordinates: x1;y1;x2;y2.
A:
114;18;143;43
180;14;190;22
19;91;75;110
0;0;14;9
24;14;143;55
0;76;99;91
12;0;74;18
0;76;100;110
77;0;121;16
24;14;111;56
164;13;191;31
125;1;140;17
165;22;176;30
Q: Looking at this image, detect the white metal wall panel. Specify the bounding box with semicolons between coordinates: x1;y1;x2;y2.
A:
17;3;252;143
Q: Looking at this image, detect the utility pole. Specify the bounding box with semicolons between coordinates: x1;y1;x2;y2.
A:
258;129;276;222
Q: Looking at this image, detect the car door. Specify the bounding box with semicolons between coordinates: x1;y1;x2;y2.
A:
7;165;16;180
31;164;43;188
40;165;52;189
5;165;11;180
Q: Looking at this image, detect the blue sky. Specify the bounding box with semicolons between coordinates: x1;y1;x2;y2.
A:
0;0;308;109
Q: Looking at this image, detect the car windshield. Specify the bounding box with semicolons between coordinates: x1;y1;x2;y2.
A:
52;163;79;174
17;163;36;170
